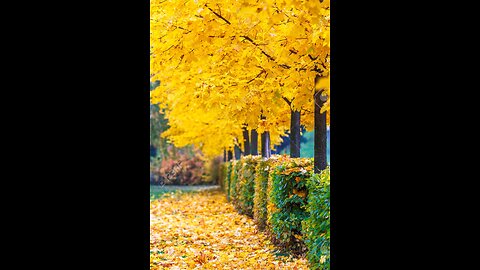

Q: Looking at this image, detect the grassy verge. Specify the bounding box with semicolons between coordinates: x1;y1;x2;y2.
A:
150;185;220;200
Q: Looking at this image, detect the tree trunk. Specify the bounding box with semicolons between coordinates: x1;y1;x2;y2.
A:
234;144;241;160
227;149;233;161
242;126;250;156
290;110;301;158
261;131;271;158
251;129;258;155
223;148;227;162
314;89;328;173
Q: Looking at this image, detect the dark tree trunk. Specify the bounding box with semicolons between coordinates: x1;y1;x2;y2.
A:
223;148;227;162
261;131;271;158
314;89;328;173
290;110;301;158
234;144;241;160
227;149;233;161
242;126;251;156
251;129;258;155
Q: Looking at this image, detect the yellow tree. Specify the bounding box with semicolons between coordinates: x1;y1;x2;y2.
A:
150;0;330;159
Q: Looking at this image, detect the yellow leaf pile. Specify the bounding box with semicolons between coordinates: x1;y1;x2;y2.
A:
150;190;310;269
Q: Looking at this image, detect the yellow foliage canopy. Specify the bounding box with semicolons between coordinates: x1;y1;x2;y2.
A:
150;0;330;157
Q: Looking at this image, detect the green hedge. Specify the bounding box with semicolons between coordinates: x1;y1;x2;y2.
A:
235;155;260;217
218;162;227;191
229;160;242;203
302;169;330;269
218;155;330;269
253;158;272;230
268;157;313;253
225;162;233;201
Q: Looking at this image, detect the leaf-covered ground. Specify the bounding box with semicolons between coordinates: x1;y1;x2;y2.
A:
150;189;309;269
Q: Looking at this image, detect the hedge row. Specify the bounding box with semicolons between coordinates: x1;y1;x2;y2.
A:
229;160;242;203
269;156;313;254
235;155;261;216
224;161;233;201
219;155;330;269
303;169;330;269
253;158;273;231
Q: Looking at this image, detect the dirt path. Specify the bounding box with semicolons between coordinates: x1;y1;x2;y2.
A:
150;189;309;269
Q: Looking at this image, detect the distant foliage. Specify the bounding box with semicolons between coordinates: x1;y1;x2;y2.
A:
151;151;207;185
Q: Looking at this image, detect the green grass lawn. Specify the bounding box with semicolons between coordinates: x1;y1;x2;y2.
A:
150;185;220;200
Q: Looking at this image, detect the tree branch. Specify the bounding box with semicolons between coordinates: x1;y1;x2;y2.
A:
240;35;276;62
204;6;294;70
247;70;265;84
282;97;292;106
173;25;191;33
205;4;231;24
308;54;318;61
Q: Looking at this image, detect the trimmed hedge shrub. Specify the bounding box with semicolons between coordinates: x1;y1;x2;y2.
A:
268;157;314;253
235;155;261;217
225;162;233;201
302;169;330;269
219;155;330;270
253;158;273;230
265;155;288;231
229;160;242;203
218;162;227;191
218;162;223;189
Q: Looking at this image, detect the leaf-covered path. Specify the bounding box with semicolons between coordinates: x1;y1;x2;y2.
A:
150;188;309;269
